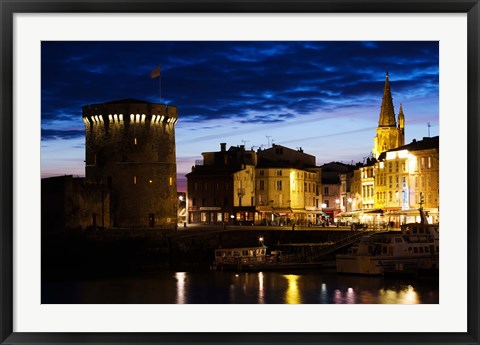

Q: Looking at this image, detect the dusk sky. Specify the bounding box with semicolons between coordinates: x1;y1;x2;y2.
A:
41;41;439;191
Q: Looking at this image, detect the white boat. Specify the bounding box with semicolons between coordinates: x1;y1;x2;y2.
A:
336;206;439;275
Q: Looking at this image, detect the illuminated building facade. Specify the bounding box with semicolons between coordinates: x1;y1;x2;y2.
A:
375;136;439;224
187;144;322;226
82;99;178;228
255;145;321;226
186;144;256;224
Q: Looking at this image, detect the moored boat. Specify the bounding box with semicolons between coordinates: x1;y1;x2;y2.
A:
213;242;337;271
336;206;439;275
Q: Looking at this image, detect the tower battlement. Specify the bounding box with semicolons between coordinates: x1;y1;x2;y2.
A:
82;99;178;127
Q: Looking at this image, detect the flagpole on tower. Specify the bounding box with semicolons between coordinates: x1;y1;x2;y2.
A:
150;65;161;102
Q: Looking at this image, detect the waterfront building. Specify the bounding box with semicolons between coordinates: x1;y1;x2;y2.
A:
255;145;321;226
372;71;405;159
186;144;256;224
375;136;439;225
339;171;354;213
186;143;322;226
358;159;376;210
320;162;356;223
82;99;178;228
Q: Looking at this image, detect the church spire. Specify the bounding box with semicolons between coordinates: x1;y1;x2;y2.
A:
378;70;396;127
398;102;405;128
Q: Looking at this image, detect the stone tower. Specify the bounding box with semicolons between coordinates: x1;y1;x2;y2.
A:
372;71;405;159
82;99;178;229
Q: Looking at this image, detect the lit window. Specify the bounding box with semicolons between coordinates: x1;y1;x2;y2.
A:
134;138;137;145
133;176;137;184
276;180;282;190
169;177;173;186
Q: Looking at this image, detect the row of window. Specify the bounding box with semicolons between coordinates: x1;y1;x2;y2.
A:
377;156;434;174
376;174;434;189
191;196;255;207
198;211;255;223
257;180;317;193
194;182;230;191
375;191;433;205
257;170;317;180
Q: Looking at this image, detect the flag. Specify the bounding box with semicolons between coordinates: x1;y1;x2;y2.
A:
150;65;160;79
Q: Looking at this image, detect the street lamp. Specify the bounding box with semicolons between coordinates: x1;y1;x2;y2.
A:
258;236;265;249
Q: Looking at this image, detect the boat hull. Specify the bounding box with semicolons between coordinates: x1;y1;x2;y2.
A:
336;255;438;275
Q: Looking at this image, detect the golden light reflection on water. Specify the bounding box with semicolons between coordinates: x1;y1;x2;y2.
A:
175;272;187;304
378;285;419;304
258;272;265;304
283;274;301;304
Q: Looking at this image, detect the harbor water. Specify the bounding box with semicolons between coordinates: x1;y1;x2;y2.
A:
42;269;439;304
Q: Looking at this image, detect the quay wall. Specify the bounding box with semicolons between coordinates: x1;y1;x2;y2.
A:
42;228;357;279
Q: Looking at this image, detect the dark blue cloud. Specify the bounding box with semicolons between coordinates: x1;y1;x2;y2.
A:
41;41;438;140
42;129;84;140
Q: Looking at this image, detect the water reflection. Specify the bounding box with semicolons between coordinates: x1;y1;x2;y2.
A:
346;287;355;304
42;269;437;304
175;272;187;304
283;274;301;304
258;272;265;304
320;283;328;303
378;285;419;304
333;289;342;303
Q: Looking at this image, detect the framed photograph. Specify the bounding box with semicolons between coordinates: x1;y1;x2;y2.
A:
1;1;479;344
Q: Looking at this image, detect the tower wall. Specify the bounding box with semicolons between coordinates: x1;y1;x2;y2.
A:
373;127;402;159
82;101;178;228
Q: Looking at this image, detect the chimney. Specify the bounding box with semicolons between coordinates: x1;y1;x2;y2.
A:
220;143;226;152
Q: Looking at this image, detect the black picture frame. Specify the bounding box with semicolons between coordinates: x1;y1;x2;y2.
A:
1;1;479;344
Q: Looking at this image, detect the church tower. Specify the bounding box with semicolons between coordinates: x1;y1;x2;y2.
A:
372;71;405;159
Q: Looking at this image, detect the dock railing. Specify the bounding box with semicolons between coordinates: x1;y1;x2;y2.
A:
308;230;379;261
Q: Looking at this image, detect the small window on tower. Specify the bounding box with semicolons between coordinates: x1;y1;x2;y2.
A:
134;138;138;145
133;176;137;185
169;177;173;186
